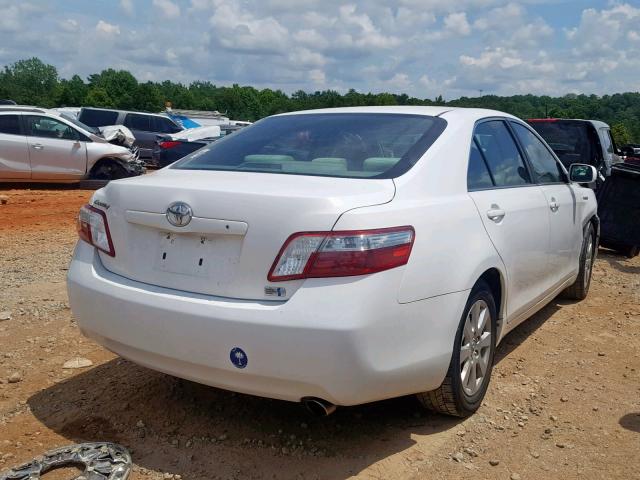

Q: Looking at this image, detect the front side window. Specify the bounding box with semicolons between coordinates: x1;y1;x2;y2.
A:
0;115;21;135
473;121;531;187
174;113;447;179
24;115;79;141
511;123;564;184
124;114;151;131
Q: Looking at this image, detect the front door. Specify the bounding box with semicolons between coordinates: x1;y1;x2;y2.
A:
510;122;581;286
467;120;550;321
24;115;87;180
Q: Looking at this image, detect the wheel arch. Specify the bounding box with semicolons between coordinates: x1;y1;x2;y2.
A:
475;267;506;338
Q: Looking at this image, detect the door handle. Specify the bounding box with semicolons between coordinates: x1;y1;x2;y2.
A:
487;208;506;222
549;198;559;212
32;143;44;150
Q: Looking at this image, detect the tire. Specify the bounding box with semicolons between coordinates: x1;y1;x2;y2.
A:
562;223;595;300
90;160;128;180
417;280;497;417
623;245;639;259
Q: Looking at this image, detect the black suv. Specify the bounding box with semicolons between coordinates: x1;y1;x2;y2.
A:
79;107;182;160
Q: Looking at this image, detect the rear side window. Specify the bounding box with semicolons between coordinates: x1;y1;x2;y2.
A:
467;140;494;190
511;123;564;184
124;114;152;131
0;115;21;135
79;109;118;127
174;113;447;179
153;116;181;134
474;121;531;187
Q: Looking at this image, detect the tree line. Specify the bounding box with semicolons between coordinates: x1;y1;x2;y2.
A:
1;57;638;143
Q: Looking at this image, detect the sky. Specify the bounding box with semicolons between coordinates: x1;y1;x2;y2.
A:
0;0;639;99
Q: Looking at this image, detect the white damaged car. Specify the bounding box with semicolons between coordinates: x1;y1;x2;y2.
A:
0;106;144;182
67;106;599;417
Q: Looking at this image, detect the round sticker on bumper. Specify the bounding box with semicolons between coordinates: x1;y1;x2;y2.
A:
230;347;248;369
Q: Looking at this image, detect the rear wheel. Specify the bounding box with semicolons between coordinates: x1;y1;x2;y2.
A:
417;281;497;417
563;223;595;300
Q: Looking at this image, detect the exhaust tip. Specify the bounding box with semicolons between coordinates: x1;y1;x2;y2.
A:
301;397;337;417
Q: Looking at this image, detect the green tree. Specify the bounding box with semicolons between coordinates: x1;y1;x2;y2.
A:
611;123;631;146
1;57;58;106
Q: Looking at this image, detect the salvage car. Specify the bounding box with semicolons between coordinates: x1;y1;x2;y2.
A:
67;107;599;417
78;107;183;161
152;125;243;168
0;106;143;182
527;118;620;188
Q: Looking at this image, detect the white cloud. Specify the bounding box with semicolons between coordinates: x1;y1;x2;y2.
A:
95;20;120;35
153;0;180;19
120;0;134;16
444;12;471;36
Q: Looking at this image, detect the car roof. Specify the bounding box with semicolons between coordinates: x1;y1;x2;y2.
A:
527;118;610;129
81;106;172;119
274;105;519;121
0;105;47;114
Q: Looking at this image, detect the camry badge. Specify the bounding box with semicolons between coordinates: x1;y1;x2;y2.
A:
166;202;193;227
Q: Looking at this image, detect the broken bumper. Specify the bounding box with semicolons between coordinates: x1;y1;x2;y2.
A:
67;241;466;406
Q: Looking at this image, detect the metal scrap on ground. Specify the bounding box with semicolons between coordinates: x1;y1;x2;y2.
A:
0;443;131;480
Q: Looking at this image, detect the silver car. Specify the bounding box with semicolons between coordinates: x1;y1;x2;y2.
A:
0;106;144;182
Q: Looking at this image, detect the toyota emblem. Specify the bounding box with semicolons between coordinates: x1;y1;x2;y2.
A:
166;202;193;227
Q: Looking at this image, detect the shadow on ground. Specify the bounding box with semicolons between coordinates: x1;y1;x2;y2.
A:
619;413;640;434
598;249;640;275
27;301;562;479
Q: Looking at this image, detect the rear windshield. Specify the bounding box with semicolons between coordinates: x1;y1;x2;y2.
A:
527;120;600;168
174;113;446;179
79;108;119;127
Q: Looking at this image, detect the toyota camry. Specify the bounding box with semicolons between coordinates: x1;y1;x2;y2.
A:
67;106;599;417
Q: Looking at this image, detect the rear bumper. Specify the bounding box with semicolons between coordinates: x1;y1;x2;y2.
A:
67;241;468;405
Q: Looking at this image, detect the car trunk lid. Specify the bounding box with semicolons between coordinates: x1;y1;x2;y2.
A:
93;169;395;300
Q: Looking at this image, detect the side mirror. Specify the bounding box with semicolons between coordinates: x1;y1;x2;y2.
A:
569;163;597;184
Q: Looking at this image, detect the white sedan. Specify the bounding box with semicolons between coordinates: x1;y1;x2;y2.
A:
67;106;598;417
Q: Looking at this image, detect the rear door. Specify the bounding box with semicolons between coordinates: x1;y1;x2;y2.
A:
0;114;30;179
510;122;581;287
23;115;88;180
467;119;551;321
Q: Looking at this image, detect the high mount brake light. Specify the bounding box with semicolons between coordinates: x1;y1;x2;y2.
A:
77;204;115;257
268;226;415;281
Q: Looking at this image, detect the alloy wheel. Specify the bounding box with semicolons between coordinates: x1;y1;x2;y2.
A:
460;299;492;396
584;232;594;285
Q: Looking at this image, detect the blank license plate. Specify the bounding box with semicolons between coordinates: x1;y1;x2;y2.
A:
154;232;214;277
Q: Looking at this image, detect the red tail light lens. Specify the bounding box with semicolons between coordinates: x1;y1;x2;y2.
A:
268;226;414;281
77;204;115;257
159;141;181;149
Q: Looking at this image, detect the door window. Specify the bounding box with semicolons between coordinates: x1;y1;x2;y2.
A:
124;113;152;131
79;109;118;127
511;123;564;184
467;139;494;190
24;115;80;141
153;116;181;134
0;115;21;135
473;121;531;187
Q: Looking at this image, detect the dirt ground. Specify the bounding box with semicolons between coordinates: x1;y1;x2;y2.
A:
0;187;639;480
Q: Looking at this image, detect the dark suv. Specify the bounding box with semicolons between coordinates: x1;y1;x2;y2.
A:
79;107;182;160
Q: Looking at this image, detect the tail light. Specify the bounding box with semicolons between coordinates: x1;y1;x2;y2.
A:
268;226;414;281
77;204;115;257
159;140;181;149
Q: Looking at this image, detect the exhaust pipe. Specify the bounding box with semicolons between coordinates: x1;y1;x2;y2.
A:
301;397;337;417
